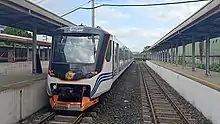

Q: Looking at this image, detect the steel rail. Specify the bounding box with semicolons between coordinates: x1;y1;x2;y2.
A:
142;63;191;124
37;111;84;124
38;112;56;124
139;64;158;124
72;112;84;124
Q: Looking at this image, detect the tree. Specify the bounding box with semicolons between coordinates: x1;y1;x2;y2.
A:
2;27;32;38
2;27;32;46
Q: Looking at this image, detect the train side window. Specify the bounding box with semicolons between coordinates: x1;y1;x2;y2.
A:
105;40;112;62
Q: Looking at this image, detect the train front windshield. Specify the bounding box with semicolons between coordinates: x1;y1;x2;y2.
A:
52;35;99;64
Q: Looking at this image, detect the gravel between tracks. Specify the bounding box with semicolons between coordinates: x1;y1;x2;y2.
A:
93;63;143;124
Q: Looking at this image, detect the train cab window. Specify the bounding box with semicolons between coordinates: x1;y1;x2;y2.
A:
105;40;112;62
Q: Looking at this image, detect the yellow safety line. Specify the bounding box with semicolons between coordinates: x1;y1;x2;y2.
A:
151;61;220;90
178;70;220;89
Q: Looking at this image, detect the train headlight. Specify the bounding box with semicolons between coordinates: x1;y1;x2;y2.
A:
53;85;57;90
51;84;58;95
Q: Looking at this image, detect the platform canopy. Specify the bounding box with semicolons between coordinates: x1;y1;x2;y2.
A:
0;0;76;35
148;0;220;51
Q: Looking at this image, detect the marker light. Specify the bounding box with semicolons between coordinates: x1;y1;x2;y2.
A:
49;70;54;76
91;71;98;75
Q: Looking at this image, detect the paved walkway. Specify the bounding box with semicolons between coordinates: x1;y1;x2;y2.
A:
150;60;220;91
0;61;48;90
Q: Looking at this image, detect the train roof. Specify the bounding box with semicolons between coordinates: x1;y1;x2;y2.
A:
54;26;110;35
54;26;133;52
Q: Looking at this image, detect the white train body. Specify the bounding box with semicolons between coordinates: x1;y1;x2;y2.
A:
47;26;133;111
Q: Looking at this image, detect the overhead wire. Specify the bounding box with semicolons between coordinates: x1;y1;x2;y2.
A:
61;0;209;17
61;0;92;17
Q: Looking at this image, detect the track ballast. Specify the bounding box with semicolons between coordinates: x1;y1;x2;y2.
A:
139;62;212;124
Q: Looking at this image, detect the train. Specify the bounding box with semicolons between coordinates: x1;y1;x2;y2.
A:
46;26;134;111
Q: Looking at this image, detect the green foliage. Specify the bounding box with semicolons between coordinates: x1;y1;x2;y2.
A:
210;63;220;72
195;63;220;72
2;27;32;46
196;63;205;69
2;27;32;38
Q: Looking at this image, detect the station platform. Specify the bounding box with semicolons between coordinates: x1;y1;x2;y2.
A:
149;60;220;92
0;61;49;124
0;61;48;90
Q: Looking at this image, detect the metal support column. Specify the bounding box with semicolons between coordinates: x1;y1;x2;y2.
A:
91;0;95;27
175;44;178;66
163;49;166;62
159;51;161;61
150;52;152;60
42;49;45;61
160;49;163;61
182;42;186;68
205;37;210;76
157;52;159;61
32;28;37;74
171;44;174;63
162;49;164;62
165;49;167;62
166;49;169;62
27;45;29;61
13;43;15;62
38;45;40;55
161;50;163;61
150;52;153;60
192;41;195;71
47;47;50;61
153;52;155;60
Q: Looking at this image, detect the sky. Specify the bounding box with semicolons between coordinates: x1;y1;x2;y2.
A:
29;0;209;52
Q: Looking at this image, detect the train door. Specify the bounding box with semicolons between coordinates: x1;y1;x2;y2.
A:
115;43;119;75
112;41;115;76
105;38;113;76
112;41;119;76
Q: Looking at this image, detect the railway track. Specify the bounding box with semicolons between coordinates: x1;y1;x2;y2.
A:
139;62;196;124
34;111;87;124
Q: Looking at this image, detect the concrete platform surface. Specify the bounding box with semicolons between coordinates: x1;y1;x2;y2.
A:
0;61;48;90
150;60;220;92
